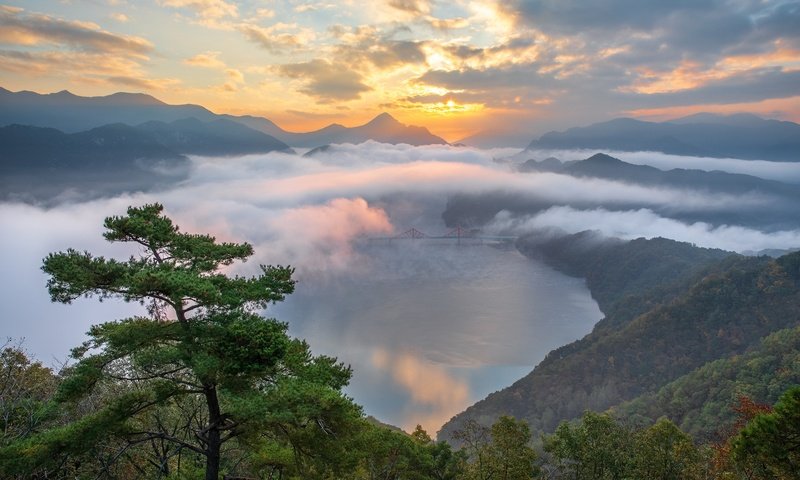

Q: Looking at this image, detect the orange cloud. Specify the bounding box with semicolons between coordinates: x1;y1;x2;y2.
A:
184;50;226;69
0;7;152;55
160;0;238;20
626;95;800;123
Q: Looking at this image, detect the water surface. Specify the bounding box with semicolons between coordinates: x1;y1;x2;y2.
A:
271;240;603;434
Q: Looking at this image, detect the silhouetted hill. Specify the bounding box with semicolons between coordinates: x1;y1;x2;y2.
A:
456;130;533;149
443;152;800;230
137;118;290;156
0;123;184;172
231;112;447;147
0;87;217;133
439;237;800;443
527;114;800;161
0;123;189;202
563;153;800;198
0;87;447;147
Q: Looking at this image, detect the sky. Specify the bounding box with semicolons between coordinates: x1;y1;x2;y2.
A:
1;0;799;141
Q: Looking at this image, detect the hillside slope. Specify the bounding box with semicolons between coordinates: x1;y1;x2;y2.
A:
615;323;800;440
438;236;800;443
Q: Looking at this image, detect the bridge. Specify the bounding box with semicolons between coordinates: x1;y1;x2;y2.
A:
365;226;518;245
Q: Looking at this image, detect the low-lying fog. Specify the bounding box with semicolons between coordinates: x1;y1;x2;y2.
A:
2;142;799;433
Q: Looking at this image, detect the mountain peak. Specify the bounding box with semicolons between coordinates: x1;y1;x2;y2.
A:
584;152;623;164
104;92;165;106
366;112;400;126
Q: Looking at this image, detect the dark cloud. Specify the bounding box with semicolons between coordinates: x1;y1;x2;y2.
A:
623;68;800;108
418;64;556;91
0;7;153;54
509;0;717;35
333;33;427;69
756;1;800;39
277;59;372;102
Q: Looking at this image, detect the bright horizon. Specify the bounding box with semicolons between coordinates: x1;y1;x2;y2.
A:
2;1;799;142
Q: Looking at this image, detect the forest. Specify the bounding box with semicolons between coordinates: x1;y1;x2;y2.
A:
0;204;797;479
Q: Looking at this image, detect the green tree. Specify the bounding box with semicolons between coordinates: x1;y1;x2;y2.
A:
0;343;58;445
543;411;631;480
0;204;358;480
456;416;538;480
733;386;800;479
487;415;538;480
631;417;704;480
454;418;493;480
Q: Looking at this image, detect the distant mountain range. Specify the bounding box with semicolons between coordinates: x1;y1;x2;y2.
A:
526;114;800;161
0;87;447;148
521;152;800;199
136;117;289;156
1;123;190;202
443;152;800;230
0;117;292;202
227;112;447;147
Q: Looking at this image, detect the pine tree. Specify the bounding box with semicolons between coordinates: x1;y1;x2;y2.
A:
1;204;358;479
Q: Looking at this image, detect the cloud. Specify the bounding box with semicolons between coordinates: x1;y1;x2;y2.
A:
294;3;337;13
276;59;372;102
105;75;181;90
0;7;152;55
160;0;238;21
184;50;226;68
620;68;800;108
387;0;433;16
258;198;393;274
425;16;470;31
253;8;275;19
109;13;129;23
487;206;800;253
0;49;176;90
238;22;316;52
0;6;178;91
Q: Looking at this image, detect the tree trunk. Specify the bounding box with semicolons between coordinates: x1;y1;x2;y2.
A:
205;386;222;480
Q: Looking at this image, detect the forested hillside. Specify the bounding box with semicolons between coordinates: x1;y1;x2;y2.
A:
439;233;800;443
616;324;800;439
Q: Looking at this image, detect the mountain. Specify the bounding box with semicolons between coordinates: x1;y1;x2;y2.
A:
228;112;448;147
0;87;217;133
0;87;447;147
438;234;800;443
454;130;534;149
527;114;800;161
0;123;189;202
533;153;800;200
0;117;291;202
136;117;290;156
443;152;800;230
0;123;184;172
614;323;800;439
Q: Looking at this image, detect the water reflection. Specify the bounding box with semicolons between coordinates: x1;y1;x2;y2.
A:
270;241;603;434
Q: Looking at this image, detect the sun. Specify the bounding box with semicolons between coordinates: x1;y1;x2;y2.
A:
416;99;483;117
